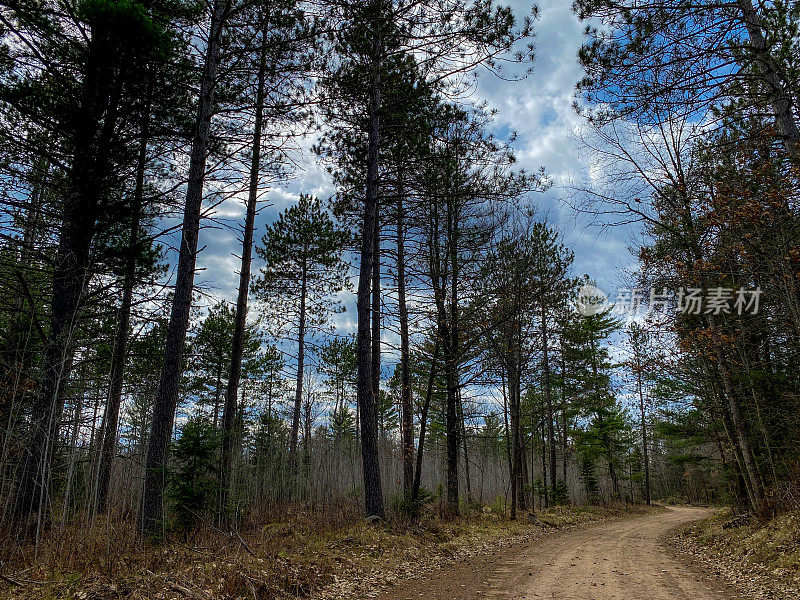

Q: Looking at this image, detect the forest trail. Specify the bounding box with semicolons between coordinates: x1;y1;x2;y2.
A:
376;507;744;600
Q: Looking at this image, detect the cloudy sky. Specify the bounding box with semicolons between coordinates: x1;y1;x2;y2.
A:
188;0;638;325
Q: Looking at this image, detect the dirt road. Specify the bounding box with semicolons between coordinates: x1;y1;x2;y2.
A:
376;507;744;600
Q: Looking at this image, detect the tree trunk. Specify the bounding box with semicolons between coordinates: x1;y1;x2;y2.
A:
561;410;568;488
635;353;651;506
501;370;514;517
61;384;84;529
412;337;440;508
96;96;150;515
290;265;307;473
15;24;120;534
141;0;229;538
704;361;754;507
219;20;269;525
459;389;471;500
589;331;618;498
396;183;413;497
509;369;517;520
213;363;223;429
541;400;548;508
541;305;557;493
713;341;763;509
371;195;381;432
356;4;384;519
512;333;528;512
741;340;780;490
444;194;459;515
509;351;526;515
598;411;619;498
445;356;459;514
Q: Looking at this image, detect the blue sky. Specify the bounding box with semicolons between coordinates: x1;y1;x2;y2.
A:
185;0;638;327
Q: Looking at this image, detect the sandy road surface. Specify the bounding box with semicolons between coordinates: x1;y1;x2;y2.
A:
376;507;744;600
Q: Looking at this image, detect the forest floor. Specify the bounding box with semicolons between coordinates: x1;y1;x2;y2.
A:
672;506;800;599
0;504;654;600
3;504;796;600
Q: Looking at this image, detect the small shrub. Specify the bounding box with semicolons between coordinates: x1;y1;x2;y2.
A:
463;495;483;514
580;452;600;502
551;479;570;505
390;487;436;517
168;415;220;534
489;494;506;514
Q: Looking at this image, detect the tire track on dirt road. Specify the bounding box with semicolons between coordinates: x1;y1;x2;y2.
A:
374;507;745;600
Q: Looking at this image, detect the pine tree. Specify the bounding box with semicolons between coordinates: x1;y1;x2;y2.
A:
319;336;358;419
168;416;219;535
191;302;237;428
528;223;574;502
567;300;626;498
253;195;350;481
626;322;652;505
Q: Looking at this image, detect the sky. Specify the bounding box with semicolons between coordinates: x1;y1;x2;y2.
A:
186;0;639;329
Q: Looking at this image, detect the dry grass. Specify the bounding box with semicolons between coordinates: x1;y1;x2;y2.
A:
0;503;658;600
674;505;800;600
684;507;800;581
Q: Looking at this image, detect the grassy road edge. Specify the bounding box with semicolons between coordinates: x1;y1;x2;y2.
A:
670;507;800;600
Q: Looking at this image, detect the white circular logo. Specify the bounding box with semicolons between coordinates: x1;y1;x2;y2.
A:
576;284;608;316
